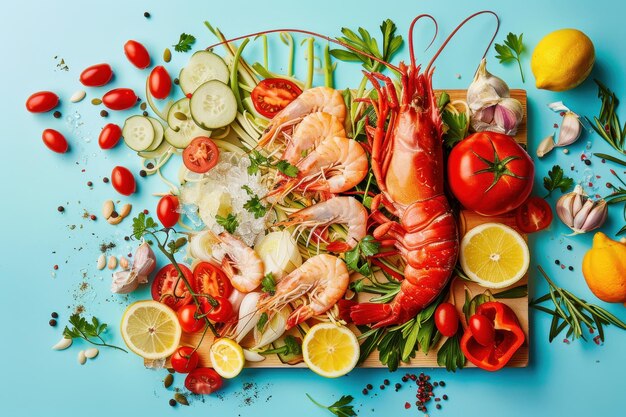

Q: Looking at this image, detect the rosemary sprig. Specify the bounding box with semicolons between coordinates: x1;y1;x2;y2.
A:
605;169;626;235
587;80;626;166
530;266;626;342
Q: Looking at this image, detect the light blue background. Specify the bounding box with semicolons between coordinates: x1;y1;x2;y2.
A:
1;0;625;415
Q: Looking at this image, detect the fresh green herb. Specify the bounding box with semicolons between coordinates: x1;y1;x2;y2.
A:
261;273;276;295
63;313;127;352
345;235;379;276
442;110;468;148
543;165;574;198
530;266;626;342
259;334;302;356
437;91;450;111
306;394;356;417
257;312;269;332
275;160;299;177
243;195;267;219
216;213;238;234
248;150;299;178
132;211;159;239
494;32;525;82
241;185;254;195
436;333;465;372
587;80;626;166
605;169;626;236
173;33;196;52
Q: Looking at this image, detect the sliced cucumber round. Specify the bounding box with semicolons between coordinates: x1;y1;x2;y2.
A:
122;116;155;151
190;80;237;130
145;117;164;151
179;51;229;95
137;140;171;159
164;98;211;149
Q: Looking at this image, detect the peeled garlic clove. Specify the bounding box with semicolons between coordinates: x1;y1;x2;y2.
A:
96;254;106;270
536;134;555;158
78;350;87;365
84;348;99;359
111;270;139;294
556;111;582;147
494;98;524;135
52;336;73;350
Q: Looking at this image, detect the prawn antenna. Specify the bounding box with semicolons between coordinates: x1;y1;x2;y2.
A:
408;14;438;68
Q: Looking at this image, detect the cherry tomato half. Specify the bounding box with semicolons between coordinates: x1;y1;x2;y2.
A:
124;40;151;69
515;196;553;233
79;63;113;87
182;137;219;173
434;302;459;337
42;129;69;153
200;296;233;323
26;91;59;113
469;314;495;347
98;123;122;149
184;367;223;395
177;304;205;333
251;78;302;118
148;66;172;99
111;166;136;196
151;264;194;311
193;262;233;299
157;195;180;228
171;346;200;374
102;88;138;111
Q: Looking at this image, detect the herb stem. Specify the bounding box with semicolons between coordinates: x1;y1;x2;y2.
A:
75;327;128;353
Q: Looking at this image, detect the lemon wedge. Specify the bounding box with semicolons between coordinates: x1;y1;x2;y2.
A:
302;323;359;378
460;222;529;289
120;300;182;360
209;338;245;379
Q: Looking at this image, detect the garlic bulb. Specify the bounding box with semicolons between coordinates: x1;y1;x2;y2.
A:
111;242;156;294
556;185;608;234
467;59;510;111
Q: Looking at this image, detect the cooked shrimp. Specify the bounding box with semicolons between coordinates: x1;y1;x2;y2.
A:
284;196;367;252
218;232;264;293
259;87;346;146
282;112;346;164
256;254;349;329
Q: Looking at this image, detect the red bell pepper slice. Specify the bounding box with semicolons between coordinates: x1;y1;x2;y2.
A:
460;301;525;371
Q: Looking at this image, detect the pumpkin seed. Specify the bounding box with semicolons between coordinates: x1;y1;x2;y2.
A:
164;373;173;388
174;393;189;406
163;48;172;63
91;98;102;105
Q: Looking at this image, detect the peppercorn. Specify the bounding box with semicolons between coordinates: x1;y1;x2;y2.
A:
51;312;59;318
168;399;176;407
433;381;439;387
443;394;448;400
402;376;408;382
383;379;390;385
555;259;560;265
90;214;97;220
87;181;93;187
404;402;410;409
366;384;372;390
143;209;149;214
53;111;62;118
584;159;591;166
49;319;57;326
124;236;130;241
53;265;59;270
144;11;151;18
139;170;147;177
362;389;368;395
395;383;401;390
569;266;574;271
379;385;385;390
567;244;572;250
173;78;180;85
57;206;64;212
439;381;445;387
436;404;442;410
103;177;109;183
100;110;109;117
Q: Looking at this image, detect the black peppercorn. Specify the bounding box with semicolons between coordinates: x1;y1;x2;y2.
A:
168;399;176;407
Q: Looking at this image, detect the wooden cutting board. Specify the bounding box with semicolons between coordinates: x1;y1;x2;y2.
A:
160;89;529;369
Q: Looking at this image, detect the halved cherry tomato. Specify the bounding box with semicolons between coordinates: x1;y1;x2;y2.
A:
251;78;302;118
102;88;138;111
124;40;151;69
79;63;113;87
148;66;172;99
26;91;59;113
42;129;69;153
98;123;122;149
200;296;233;323
193;262;233;299
469;314;496;347
171;346;200;374
157;195;180;228
185;367;223;395
151;264;194;311
111;166;136;196
182;137;219;173
434;302;459;337
515;196;553;233
177;304;205;333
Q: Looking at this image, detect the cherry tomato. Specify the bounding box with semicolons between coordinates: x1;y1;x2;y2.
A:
148;66;172;99
193;262;233;299
182;137;219;173
42;129;69;153
177;304;205;333
171;346;200;374
79;63;113;87
98;123;122;149
434;302;459;337
515;196;553;233
151;264;194;311
102;88;138;111
111;166;136;196
157;195;180;228
200;296;233;323
184;367;223;395
124;40;151;69
251;78;302;118
26;91;59;113
469;314;495;347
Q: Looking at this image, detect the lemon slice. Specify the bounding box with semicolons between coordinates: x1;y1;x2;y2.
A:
302;323;359;378
460;222;530;289
209;338;245;379
120;300;182;360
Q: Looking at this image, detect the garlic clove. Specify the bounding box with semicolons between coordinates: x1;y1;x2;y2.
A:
556;192;576;227
573;199;595;230
572;185;585;214
84;348;99;359
581;200;608;232
52;336;73;350
133;242;156;277
494;98;524;135
556;111;582;147
473;105;496;124
111;270;139;294
556;185;608;234
536;134;555;158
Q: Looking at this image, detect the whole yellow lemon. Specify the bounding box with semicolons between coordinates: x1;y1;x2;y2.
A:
582;232;626;306
531;28;595;91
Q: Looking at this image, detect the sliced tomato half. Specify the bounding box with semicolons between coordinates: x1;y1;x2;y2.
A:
182;137;219;173
151;264;194;310
251;78;302;118
193;262;233;299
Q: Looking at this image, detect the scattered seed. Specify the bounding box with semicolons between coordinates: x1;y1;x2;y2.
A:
97;254;106;270
383;379;390;385
143;209;149;214
140;102;147;111
103;177;110;183
436;404;442;410
90;214;97;221
87;181;93;187
139;170;147;177
91;98;102;105
142;111;148;117
563;148;570;154
49;319;57;326
366;384;373;390
146;162;154;169
107;256;118;270
53;111;62;118
167;368;175;374
51;312;59;318
555;259;560;265
169;399;176;407
174;111;188;121
84;348;99;359
163;48;172;63
173;78;179;85
569;266;574;271
164;373;174;388
404;402;411;409
395;383;401;390
443;395;448;400
174;393;189;406
100;110;109;117
78;350;87;365
70;90;86;103
584;159;592;166
362;389;368;395
53;265;59;270
57;206;65;212
144;11;151;18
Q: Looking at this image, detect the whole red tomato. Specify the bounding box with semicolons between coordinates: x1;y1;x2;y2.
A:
26;91;59;113
157;195;180;227
124;40;151;69
170;346;200;373
80;63;113;87
98;123;122;149
434;302;459;337
111;166;136;195
42;129;68;153
148;66;172;99
177;304;205;333
102;88;137;111
447;132;534;216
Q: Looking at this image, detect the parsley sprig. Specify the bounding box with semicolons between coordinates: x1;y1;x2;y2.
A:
173;33;196;52
345;235;379;276
241;185;268;218
543;165;574;198
494;32;525;83
248;150;298;178
261;273;276;295
216;213;238;234
438;91;469;148
63;313;127;353
306;394;356;417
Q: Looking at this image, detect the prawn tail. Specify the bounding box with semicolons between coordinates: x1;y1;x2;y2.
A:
286;305;314;329
350;302;395;327
325;240;353;253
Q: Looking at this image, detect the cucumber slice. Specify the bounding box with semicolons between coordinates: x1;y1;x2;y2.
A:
179;51;229;95
137;140;171;159
165;98;211;149
190;80;237;130
145;117;164;151
122;116;155;151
